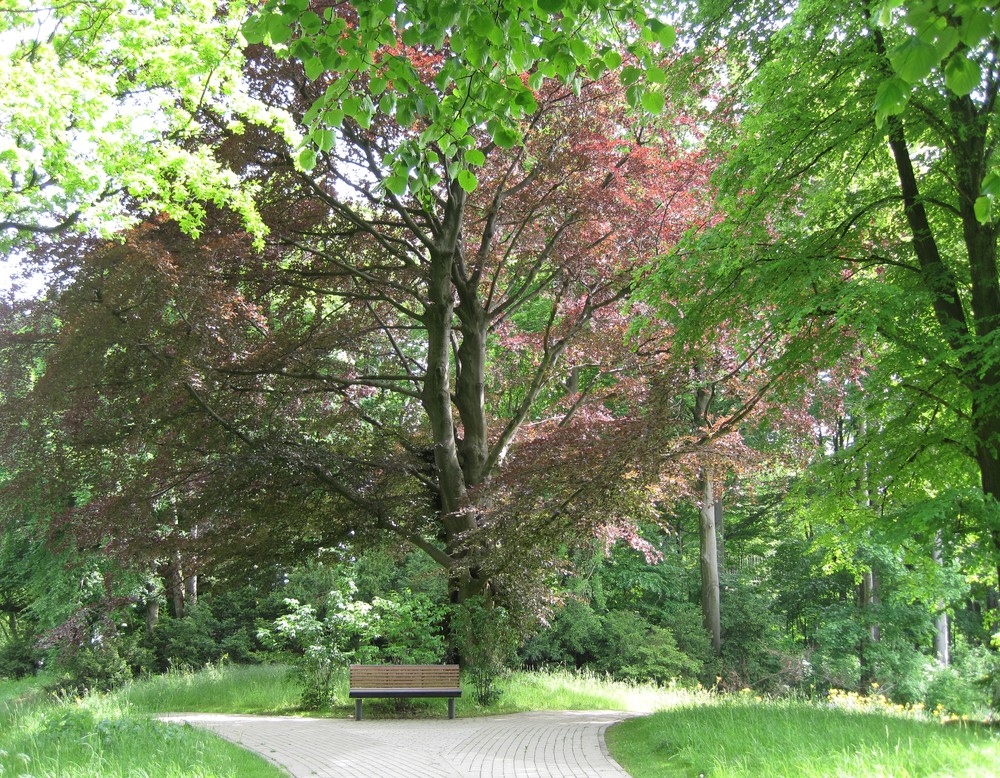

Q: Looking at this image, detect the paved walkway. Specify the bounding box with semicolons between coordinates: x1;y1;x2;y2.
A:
160;710;636;777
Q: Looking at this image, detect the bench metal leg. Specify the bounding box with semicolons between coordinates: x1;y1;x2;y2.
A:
355;699;363;721
448;698;455;719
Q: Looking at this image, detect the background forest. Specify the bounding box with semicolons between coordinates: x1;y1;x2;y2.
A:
1;0;999;723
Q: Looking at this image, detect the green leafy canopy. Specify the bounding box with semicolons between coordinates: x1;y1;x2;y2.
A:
0;0;295;252
243;0;675;194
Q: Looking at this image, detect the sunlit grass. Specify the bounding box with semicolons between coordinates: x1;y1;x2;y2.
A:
313;666;701;719
119;662;303;715
491;668;698;714
606;695;1000;778
0;677;284;777
11;663;996;778
120;662;692;719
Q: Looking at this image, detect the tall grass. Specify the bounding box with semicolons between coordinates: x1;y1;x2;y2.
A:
119;662;303;714
116;662;693;719
606;696;1000;778
0;678;284;777
495;668;696;714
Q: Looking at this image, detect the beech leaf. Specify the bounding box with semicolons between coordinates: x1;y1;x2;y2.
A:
492;125;519;149
889;36;940;84
944;55;981;97
297;148;317;171
457;169;478;192
874;77;910;127
641;91;665;114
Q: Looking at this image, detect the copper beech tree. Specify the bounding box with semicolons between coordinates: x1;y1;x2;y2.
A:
1;48;716;617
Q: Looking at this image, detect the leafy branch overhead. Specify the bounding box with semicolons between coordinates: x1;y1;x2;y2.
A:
0;0;295;252
874;1;998;221
243;0;676;193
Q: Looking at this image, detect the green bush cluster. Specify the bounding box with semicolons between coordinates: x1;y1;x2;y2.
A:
4;527;994;723
521;600;709;685
0;636;39;679
451;597;521;705
259;578;448;709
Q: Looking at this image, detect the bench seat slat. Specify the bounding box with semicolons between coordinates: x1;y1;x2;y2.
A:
349;688;462;698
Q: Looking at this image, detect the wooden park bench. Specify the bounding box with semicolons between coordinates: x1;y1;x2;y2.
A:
349;664;462;720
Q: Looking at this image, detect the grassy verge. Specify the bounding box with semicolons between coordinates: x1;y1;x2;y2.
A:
0;677;285;778
120;664;692;719
486;669;691;715
119;662;303;715
11;663;996;777
605;696;1000;778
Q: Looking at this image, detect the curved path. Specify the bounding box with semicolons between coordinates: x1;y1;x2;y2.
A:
160;710;636;777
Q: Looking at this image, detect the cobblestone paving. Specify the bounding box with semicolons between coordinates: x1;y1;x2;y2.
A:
160;710;636;777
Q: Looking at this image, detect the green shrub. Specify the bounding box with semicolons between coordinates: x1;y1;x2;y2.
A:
594;610;701;684
663;604;718;681
0;637;40;679
520;599;602;668
151;605;224;671
521;599;709;686
451;597;521;705
51;642;131;695
923;663;987;716
260;581;448;709
719;582;788;690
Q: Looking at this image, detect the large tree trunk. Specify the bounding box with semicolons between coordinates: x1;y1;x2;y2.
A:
715;494;725;573
420;183;484;613
932;535;950;666
699;468;722;654
145;599;160;635
3;608;17;642
860;419;880;647
165;555;185;618
858;568;879;689
693;380;722;654
144;580;160;634
184;573;198;608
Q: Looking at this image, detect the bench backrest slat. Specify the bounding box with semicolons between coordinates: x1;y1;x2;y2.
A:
350;664;460;689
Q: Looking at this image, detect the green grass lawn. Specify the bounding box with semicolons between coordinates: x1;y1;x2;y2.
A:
119;662;303;714
606;697;1000;778
0;674;285;777
2;663;674;776
6;664;999;777
117;663;690;719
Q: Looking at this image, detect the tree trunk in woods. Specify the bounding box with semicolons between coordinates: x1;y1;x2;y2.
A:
932;536;950;666
145;599;160;634
856;416;880;686
933;610;950;667
862;570;880;643
4;609;17;642
184;574;198;608
419;189;486;610
144;580;160;634
873;25;1000;591
166;555;185;618
694;381;722;654
715;495;725;573
859;568;880;689
699;468;722;654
